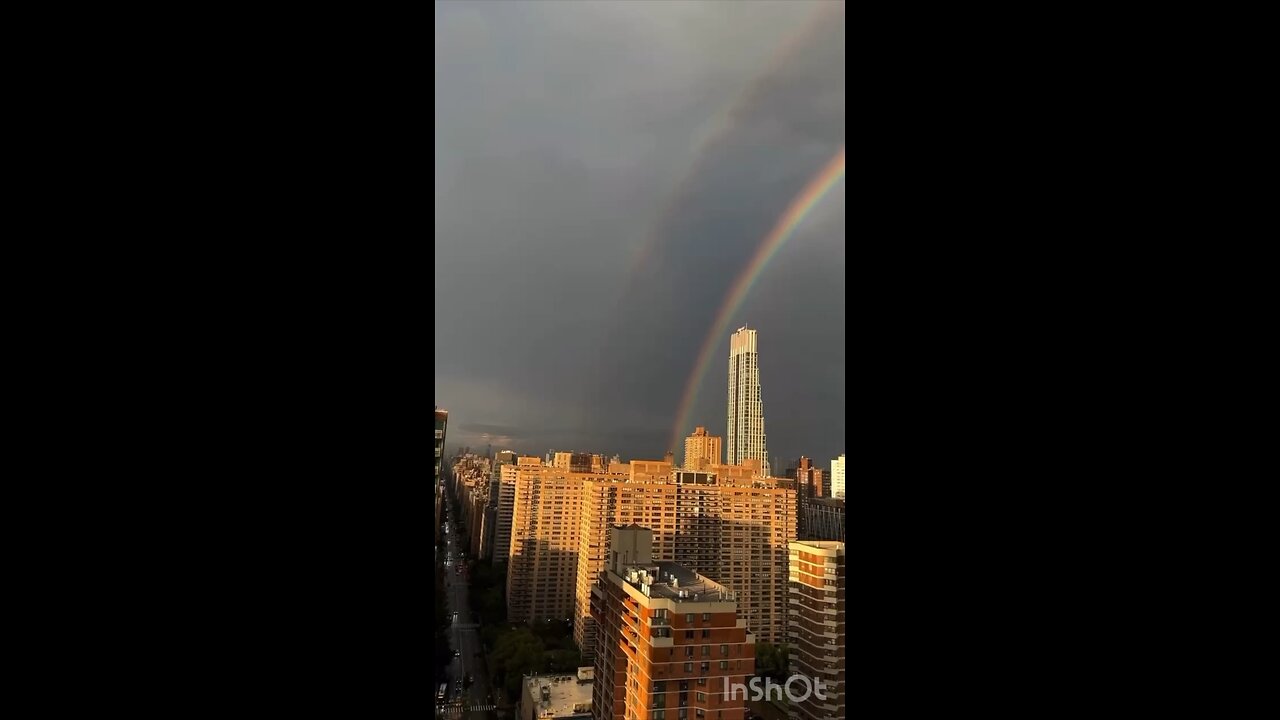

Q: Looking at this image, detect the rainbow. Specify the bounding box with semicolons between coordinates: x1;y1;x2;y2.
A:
668;146;845;454
618;0;842;292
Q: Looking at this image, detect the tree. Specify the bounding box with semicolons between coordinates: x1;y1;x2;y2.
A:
753;642;789;680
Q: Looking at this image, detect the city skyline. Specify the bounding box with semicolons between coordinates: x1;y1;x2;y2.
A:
435;0;845;464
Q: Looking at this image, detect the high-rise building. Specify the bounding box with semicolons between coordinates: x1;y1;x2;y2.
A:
501;457;792;658
435;408;448;485
787;541;845;720
829;454;845;500
508;464;615;623
590;526;753;720
494;456;542;567
683;426;723;471
727;327;769;477
563;462;794;660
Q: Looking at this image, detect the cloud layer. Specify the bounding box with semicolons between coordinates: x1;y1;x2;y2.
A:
436;0;845;467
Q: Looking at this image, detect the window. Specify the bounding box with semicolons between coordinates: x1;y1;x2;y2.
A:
702;630;710;639
685;647;694;657
721;645;729;657
685;631;694;639
719;661;729;670
686;614;694;623
702;613;710;621
696;678;706;687
696;693;706;702
701;646;710;657
683;662;692;673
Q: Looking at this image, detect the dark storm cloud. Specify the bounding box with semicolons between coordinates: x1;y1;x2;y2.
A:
436;0;845;463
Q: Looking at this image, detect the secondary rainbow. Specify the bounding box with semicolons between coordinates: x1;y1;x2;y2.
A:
668;146;846;454
617;1;841;293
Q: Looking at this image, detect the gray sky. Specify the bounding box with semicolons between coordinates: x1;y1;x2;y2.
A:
436;0;844;468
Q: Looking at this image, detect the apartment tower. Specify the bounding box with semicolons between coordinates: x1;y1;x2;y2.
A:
591;526;753;720
726;327;769;477
683;426;723;472
787;541;846;720
570;465;794;662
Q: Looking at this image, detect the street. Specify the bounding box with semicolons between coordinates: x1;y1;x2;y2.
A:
440;491;497;719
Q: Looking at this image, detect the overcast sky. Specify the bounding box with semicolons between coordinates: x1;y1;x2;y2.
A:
436;0;844;468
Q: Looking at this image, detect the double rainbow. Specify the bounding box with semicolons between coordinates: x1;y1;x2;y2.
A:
668;146;845;453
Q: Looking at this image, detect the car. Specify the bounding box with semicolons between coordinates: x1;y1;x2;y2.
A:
454;650;461;657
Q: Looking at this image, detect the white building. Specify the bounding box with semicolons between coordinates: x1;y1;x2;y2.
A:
830;454;845;499
727;326;770;477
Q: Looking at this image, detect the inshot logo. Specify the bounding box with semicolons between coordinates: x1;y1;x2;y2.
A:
723;676;829;703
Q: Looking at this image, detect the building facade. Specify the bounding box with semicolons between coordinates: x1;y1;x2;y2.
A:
787;541;845;720
726;327;769;477
591;526;753;720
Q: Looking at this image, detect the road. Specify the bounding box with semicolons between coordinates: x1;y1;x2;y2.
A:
440;494;497;719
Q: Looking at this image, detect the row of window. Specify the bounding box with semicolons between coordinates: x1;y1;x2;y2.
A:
680;644;733;657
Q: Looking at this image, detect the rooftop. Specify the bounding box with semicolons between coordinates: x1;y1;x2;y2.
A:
523;669;594;719
620;560;736;603
790;539;845;556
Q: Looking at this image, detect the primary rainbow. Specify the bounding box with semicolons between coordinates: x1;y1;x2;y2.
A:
668;146;845;454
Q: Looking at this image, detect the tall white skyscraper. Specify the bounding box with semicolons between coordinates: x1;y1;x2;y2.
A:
727;325;769;476
830;454;845;499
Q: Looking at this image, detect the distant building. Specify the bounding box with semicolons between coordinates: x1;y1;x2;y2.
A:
829;454;845;499
786;456;825;498
706;457;766;480
590;526;753;720
520;668;594;720
683;426;723;471
727;326;769;476
788;541;845;720
804;498;845;542
435;408;448;485
786;456;825;537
